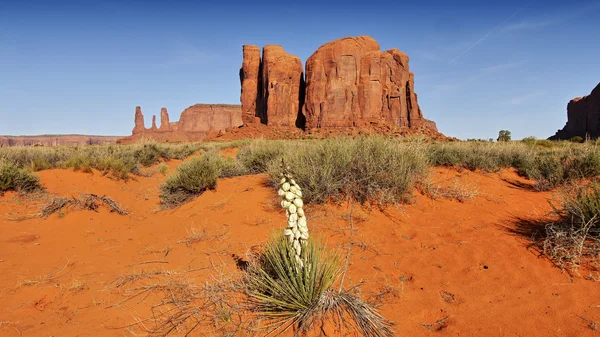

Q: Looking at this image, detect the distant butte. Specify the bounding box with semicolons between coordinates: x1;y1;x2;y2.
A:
121;35;442;143
551;82;600;140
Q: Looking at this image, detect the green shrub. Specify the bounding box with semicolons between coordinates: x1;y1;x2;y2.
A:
159;153;223;208
158;163;168;175
134;143;169;167
0;162;42;193
570;136;584;143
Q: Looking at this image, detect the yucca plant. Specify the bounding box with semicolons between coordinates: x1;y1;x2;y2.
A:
245;160;394;337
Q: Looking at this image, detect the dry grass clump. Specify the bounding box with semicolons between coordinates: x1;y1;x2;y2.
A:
107;268;247;337
419;179;479;202
541;181;600;272
40;194;128;217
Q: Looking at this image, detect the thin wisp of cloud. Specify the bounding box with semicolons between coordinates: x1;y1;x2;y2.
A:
450;2;533;64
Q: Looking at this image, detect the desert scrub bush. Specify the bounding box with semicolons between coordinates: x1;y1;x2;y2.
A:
541;181;600;271
0;142;219;179
427;142;533;172
133;143;170;166
0;161;43;194
261;137;429;205
236;139;286;173
157;162;168;175
245;164;393;337
159;153;224;208
219;156;247;178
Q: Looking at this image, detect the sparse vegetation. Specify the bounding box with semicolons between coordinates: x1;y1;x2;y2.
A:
2;136;600;202
0;141;245;180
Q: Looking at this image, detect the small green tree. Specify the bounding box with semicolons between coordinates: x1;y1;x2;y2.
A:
497;130;511;142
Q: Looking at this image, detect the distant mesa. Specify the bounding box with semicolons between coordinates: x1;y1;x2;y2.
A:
121;35;441;144
119;104;243;143
0;135;120;147
551;82;600;140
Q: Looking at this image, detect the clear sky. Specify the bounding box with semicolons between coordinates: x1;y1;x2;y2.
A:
1;0;598;139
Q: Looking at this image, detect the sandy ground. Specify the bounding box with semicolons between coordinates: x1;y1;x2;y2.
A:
1;164;599;336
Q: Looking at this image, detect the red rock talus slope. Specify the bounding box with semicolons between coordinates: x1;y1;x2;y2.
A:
0;135;121;147
551;82;600;140
120;104;243;143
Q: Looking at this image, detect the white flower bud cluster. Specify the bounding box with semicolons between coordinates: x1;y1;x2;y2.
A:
278;171;308;267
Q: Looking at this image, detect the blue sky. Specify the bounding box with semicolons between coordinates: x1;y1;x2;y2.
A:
0;0;598;139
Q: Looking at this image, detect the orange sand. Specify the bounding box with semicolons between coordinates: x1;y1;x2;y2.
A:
1;166;599;336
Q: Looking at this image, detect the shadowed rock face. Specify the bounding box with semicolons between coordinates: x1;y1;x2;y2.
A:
240;36;437;133
240;45;261;124
551;83;600;140
240;44;305;128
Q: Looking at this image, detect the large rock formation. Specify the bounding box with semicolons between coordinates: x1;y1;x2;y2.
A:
120;104;243;143
240;45;261;124
551;82;600;140
303;36;436;131
240;45;304;128
123;35;440;144
241;36;437;134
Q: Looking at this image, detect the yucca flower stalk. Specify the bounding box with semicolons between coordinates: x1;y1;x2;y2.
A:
278;161;309;268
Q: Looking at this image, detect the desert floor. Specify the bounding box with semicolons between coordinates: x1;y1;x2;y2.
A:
1;160;599;336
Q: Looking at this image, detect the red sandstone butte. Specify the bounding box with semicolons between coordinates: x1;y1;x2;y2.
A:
240;44;304;128
551;82;600;140
240;45;261;124
303;36;436;132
